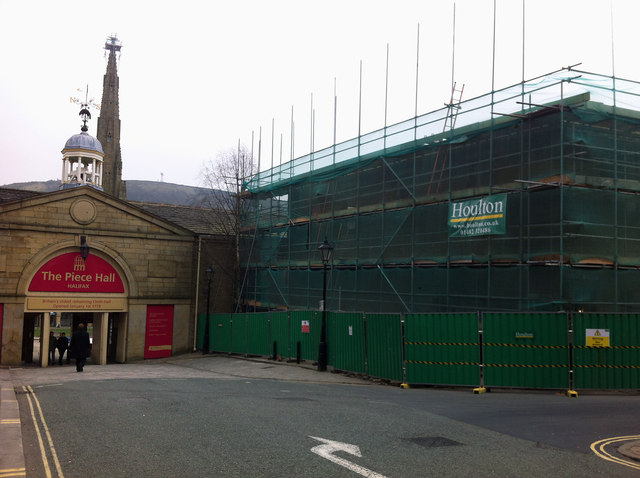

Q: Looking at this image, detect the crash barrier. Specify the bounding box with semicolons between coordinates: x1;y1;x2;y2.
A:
198;311;640;390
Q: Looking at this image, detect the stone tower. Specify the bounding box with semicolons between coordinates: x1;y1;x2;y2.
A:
97;35;126;199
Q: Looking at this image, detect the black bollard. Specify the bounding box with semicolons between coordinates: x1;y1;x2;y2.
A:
272;341;277;360
296;341;301;364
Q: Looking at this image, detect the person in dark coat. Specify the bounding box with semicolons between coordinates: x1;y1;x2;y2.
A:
56;332;68;366
70;323;91;372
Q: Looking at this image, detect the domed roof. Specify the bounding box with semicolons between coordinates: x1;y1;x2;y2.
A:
63;131;104;154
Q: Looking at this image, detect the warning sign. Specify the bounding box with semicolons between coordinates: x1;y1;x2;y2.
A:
586;329;610;347
301;320;310;334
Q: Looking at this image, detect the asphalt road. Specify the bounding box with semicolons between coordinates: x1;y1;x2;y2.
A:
12;355;640;477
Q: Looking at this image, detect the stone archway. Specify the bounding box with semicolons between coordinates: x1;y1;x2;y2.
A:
19;243;132;367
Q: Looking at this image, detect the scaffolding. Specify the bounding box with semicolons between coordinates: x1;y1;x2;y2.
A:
240;68;640;313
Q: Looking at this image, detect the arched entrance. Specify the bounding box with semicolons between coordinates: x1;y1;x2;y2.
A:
22;248;130;367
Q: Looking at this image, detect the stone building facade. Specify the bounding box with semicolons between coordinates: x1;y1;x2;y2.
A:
0;186;200;366
0;35;234;367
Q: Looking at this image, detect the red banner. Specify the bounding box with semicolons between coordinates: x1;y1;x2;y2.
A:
144;305;174;359
29;253;124;293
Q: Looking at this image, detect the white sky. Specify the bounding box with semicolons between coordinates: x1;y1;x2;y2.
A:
1;0;639;188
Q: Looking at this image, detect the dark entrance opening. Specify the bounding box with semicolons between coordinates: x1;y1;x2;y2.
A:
21;313;38;363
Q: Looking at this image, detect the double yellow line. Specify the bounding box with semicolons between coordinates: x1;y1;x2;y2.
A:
22;386;65;478
591;435;640;471
0;468;26;478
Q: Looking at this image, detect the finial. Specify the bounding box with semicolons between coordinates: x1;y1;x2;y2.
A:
70;85;100;133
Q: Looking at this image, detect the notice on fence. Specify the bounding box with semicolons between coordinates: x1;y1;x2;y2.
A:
301;320;310;334
586;329;610;347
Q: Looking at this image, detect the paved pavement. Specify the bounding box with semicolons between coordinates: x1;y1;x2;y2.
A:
0;353;371;476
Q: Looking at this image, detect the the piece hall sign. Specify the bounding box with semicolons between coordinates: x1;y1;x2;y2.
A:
29;253;125;293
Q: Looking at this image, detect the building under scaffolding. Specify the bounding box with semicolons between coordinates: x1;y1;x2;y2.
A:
240;69;640;313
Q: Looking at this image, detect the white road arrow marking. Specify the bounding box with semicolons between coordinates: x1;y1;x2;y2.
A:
309;436;388;478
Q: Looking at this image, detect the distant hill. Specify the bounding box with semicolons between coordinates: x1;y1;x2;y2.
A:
1;180;214;207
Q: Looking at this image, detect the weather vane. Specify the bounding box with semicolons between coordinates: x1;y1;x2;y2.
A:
70;86;100;132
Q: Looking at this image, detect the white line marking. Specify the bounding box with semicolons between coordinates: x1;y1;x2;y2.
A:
309;436;388;478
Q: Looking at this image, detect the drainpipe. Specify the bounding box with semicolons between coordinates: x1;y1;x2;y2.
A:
193;236;202;351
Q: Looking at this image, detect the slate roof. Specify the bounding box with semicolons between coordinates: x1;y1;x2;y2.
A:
130;201;228;235
0;188;42;203
0;187;226;237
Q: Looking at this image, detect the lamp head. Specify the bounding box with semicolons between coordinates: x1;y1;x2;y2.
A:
80;236;90;261
318;238;334;264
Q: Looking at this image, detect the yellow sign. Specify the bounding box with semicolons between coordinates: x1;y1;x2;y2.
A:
26;297;127;311
586;328;610;347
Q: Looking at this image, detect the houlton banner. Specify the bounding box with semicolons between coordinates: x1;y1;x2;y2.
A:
29;253;125;293
448;193;507;237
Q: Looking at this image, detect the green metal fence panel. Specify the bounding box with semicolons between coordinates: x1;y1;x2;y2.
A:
483;313;569;389
573;313;640;390
290;311;319;362
405;313;479;386
270;312;291;359
329;312;366;373
211;313;232;353
365;313;403;381
231;313;247;355
247;312;271;356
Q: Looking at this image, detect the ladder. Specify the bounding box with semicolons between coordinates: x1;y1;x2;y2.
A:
427;82;464;197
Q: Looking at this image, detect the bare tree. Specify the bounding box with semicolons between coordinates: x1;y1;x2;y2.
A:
200;144;256;309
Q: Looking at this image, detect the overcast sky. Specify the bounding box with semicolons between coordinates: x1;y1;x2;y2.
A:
1;0;639;188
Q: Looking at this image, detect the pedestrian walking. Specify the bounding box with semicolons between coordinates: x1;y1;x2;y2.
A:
56;332;68;365
70;323;90;372
48;331;56;364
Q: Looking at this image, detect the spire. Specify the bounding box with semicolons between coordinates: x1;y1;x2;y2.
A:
97;35;126;200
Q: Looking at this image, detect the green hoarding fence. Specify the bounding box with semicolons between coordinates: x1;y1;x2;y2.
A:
365;313;403;381
231;313;247;355
269;311;290;359
201;310;639;391
573;313;640;390
329;312;366;374
210;313;232;353
483;313;569;389
290;311;319;361
405;313;479;386
247;312;270;356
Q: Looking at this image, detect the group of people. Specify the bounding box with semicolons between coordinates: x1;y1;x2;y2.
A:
48;331;68;365
47;323;91;372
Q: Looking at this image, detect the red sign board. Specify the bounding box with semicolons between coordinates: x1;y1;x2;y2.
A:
0;304;3;361
144;305;174;359
29;253;124;293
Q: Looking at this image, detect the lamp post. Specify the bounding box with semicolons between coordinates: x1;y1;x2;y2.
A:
317;238;334;371
203;266;214;355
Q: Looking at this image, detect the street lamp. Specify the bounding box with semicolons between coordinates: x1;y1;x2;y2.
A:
317;237;334;371
80;235;90;261
203;266;214;355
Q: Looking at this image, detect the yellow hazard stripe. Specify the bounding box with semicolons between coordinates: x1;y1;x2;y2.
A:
405;341;478;346
484;363;568;368
575;345;640;349
406;341;568;349
575;364;640;369
406;360;479;366
484;343;568;349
